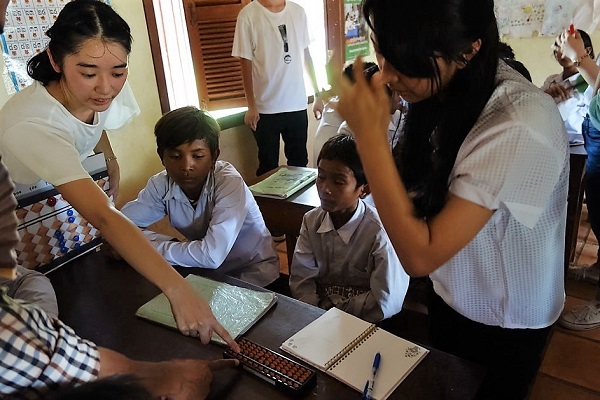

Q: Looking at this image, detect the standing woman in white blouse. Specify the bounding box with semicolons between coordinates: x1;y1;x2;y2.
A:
333;0;568;398
0;0;237;350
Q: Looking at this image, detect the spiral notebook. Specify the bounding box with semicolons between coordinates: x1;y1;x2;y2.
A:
280;308;428;400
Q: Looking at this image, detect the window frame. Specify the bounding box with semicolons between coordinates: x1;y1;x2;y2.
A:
142;0;344;115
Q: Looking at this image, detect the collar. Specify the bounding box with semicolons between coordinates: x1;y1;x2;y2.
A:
316;200;365;244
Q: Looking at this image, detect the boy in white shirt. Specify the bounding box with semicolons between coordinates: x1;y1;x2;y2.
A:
289;134;409;323
120;107;280;288
231;0;321;176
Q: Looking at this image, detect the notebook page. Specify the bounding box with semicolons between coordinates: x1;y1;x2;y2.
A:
329;328;429;400
280;307;372;369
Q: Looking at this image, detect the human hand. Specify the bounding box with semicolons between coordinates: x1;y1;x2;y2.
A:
556;27;586;63
144;358;239;400
331;56;390;149
165;279;240;352
312;96;324;120
105;158;120;203
318;296;334;310
244;106;260;131
545;83;572;101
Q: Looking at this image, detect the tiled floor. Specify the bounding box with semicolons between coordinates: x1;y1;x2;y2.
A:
274;204;600;398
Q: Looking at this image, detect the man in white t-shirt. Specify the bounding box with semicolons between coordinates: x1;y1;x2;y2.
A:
232;0;321;176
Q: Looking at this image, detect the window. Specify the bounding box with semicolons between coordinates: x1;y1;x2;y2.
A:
143;0;341;117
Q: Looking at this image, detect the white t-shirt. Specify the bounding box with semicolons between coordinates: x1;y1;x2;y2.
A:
0;81;110;186
232;1;311;113
430;62;568;329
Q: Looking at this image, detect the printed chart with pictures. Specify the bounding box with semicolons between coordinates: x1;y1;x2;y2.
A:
494;0;600;38
0;0;109;94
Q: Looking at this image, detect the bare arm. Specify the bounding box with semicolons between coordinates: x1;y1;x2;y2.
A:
559;29;600;89
56;178;239;351
333;58;493;276
93;130;120;201
304;48;323;119
240;58;259;131
98;347;238;400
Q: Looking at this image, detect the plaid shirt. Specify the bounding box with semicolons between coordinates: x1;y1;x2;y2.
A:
0;287;99;399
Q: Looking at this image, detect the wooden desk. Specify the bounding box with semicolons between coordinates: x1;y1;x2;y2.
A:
248;167;320;265
48;251;485;400
566;138;587;271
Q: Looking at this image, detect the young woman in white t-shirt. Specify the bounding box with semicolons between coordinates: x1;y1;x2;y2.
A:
0;0;237;350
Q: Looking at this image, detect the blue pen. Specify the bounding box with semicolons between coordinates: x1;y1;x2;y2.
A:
362;352;381;400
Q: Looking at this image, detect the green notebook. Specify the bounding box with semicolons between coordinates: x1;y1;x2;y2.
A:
249;167;317;199
136;275;277;345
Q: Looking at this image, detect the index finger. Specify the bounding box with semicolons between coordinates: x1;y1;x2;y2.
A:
211;324;240;353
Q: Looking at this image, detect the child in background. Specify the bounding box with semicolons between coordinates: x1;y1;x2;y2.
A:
541;29;596;135
337;63;406;149
312;63;357;165
289;134;409;323
120;106;280;288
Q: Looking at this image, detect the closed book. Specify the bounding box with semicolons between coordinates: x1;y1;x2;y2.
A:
136;274;277;345
249;167;317;199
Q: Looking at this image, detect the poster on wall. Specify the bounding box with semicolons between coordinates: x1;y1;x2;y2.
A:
494;0;600;38
343;0;369;63
495;0;546;38
540;0;600;36
0;0;110;94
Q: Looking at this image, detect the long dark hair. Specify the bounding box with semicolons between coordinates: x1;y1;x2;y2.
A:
27;0;132;85
362;0;499;218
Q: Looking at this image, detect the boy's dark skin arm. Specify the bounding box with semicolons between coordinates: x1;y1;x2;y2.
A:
98;347;238;400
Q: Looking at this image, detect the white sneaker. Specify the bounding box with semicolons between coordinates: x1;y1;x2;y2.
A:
559;300;600;330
